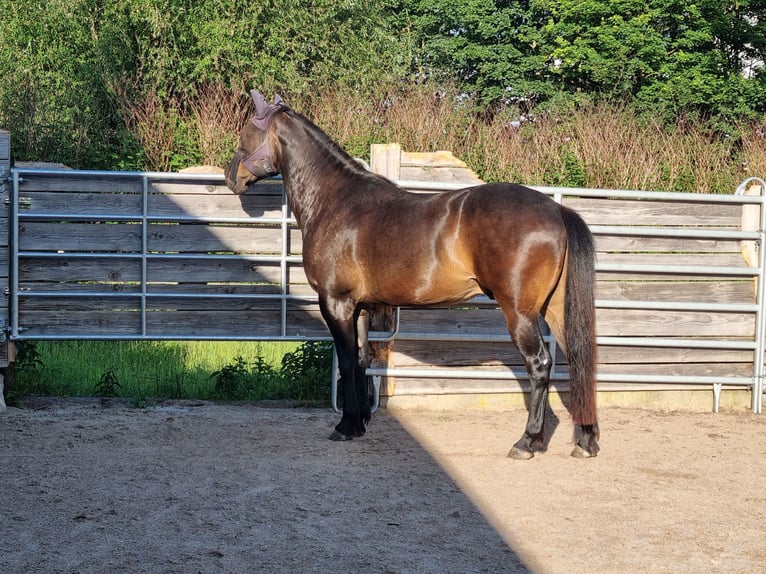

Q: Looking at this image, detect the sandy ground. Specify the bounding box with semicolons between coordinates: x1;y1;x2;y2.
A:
1;397;765;574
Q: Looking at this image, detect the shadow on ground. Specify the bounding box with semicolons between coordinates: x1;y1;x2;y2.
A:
0;398;531;573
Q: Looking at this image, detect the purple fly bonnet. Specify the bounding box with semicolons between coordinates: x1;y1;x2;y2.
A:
240;91;285;178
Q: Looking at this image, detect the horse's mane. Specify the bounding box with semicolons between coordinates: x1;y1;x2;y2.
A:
285;109;377;179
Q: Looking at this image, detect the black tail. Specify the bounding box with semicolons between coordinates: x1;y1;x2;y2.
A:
560;206;598;425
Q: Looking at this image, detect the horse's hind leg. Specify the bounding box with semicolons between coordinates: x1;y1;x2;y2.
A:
505;313;553;460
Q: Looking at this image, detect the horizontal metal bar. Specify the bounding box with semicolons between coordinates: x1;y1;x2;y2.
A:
596;262;760;276
15;290;319;301
534;185;766;204
590;225;760;240
12;168;165;179
11;333;333;342
596;299;759;313
12;167;230;182
146;253;303;262
397;180;766;205
368;329;757;350
17;251;303;263
17;212;298;225
591;373;753;386
15;168;764;204
364;366;753;388
596;336;757;350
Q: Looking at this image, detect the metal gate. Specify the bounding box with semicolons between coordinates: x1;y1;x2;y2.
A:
9;167;329;341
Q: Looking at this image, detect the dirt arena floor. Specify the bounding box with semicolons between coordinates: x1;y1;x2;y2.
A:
1;397;765;573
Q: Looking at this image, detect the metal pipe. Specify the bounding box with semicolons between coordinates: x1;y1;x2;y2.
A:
590;225;760;240
397;179;766;205
749;178;766;413
365;366;752;387
9;169;19;340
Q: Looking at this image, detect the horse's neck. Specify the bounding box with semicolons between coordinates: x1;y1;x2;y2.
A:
280;117;366;228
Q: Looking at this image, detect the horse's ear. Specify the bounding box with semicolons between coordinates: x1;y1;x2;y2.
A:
274;94;284;106
250;90;268;116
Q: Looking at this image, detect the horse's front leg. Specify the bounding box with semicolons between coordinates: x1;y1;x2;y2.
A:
321;297;370;441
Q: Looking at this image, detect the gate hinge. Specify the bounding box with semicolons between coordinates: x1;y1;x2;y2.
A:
4;196;31;208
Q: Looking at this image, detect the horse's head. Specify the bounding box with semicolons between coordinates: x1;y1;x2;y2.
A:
225;90;285;194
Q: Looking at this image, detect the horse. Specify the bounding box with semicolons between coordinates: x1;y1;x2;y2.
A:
226;91;599;459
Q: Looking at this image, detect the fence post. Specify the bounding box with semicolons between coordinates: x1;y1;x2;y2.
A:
370;143;401;181
367;144;401;398
737;177;766;413
0;129;10;412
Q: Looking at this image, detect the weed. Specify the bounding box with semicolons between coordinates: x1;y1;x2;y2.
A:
280;342;333;403
94;367;121;397
211;356;250;398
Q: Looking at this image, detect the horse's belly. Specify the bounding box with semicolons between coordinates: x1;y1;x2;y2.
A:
379;273;483;307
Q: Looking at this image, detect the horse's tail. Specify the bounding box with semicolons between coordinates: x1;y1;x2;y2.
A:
561;206;598;425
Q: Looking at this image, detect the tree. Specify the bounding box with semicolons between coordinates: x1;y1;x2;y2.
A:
0;0;412;167
544;0;766;120
403;0;555;109
403;0;766;121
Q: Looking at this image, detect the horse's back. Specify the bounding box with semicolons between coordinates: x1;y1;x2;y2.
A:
454;182;567;244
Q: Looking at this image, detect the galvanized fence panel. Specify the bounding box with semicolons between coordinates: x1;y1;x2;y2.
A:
9;168;329;342
365;179;766;414
9;168;766;413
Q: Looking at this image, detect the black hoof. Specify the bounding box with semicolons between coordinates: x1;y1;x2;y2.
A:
328;429;354;441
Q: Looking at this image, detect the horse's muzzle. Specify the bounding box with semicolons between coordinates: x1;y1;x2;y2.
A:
225;153;249;194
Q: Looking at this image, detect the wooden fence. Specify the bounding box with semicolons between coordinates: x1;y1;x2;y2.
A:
2;136;765;412
367;144;766;413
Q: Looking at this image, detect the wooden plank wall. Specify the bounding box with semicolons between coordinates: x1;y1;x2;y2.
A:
384;197;757;395
368;145;764;398
13;171;327;340
9;153;765;405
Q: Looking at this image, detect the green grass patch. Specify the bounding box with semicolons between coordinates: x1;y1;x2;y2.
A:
9;340;334;405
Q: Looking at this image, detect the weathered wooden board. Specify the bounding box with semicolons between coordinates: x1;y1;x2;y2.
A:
597;252;746;267
562;197;742;227
595;280;753;303
17;191;284;220
17;306;328;338
595;236;741;253
18;174;143;194
18;222;302;255
395;307;754;338
391;341;753;368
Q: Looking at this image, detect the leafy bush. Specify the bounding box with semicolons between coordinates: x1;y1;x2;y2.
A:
280;342;334;403
210;342;332;403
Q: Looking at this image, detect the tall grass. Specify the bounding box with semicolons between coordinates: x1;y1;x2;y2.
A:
12;340;303;401
114;82;758;191
296;84;756;193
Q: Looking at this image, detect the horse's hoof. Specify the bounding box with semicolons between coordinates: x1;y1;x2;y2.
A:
507;446;535;460
570;444;597;458
328;429;353;441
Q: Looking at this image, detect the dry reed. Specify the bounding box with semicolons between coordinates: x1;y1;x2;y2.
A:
116;82;761;193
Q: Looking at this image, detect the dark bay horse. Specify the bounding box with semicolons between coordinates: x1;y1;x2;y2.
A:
226;91;599;458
